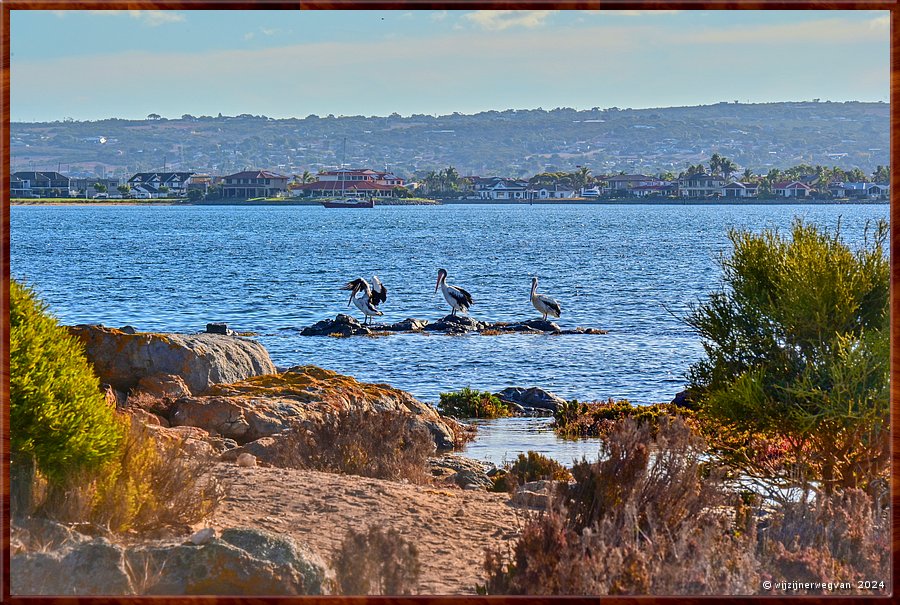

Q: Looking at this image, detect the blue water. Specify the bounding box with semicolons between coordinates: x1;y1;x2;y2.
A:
11;203;888;464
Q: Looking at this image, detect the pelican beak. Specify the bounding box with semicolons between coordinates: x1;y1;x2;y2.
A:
434;276;441;294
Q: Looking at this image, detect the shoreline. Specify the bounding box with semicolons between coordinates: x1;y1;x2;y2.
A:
11;198;888;207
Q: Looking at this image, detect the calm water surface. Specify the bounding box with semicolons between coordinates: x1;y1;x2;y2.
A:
11;203;888;464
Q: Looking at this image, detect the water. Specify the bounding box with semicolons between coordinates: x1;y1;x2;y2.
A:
11;203;888;465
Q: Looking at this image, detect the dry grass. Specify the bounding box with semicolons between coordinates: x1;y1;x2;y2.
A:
33;415;226;535
274;409;436;483
482;416;758;595
482;415;890;596
332;525;422;595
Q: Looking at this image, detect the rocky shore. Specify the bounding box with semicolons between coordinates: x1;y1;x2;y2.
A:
13;324;562;595
298;313;607;336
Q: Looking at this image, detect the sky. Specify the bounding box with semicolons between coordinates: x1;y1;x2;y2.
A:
10;9;890;122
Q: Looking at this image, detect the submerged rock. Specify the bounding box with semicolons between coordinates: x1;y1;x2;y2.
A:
69;325;275;395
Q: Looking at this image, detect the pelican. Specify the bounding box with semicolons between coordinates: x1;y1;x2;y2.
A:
371;275;387;307
340;277;384;325
435;268;473;316
530;276;561;321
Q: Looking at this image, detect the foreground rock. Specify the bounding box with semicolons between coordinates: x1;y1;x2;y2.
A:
11;523;325;595
164;365;458;452
69;325;276;395
428;454;496;490
299;314;606;336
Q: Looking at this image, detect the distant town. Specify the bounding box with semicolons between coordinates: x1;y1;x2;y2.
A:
11;157;891;202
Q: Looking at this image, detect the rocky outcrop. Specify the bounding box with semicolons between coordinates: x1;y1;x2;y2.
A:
428;454;496;490
299;314;606;336
10;523;325;596
495;387;567;414
69;325;276;395
299;314;430;336
167;365;457;451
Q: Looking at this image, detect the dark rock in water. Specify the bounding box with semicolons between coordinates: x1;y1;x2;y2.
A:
298;314;606;336
382;318;429;332
299;314;371;336
119;325;137;335
496;387;567;413
559;326;608;335
206;322;231;335
671;390;695;409
424;314;486;334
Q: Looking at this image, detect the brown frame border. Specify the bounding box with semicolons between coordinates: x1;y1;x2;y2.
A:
1;2;896;602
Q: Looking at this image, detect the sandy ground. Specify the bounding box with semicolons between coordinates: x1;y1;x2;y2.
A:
205;463;526;595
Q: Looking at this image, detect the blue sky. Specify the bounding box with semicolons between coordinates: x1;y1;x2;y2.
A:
11;9;890;122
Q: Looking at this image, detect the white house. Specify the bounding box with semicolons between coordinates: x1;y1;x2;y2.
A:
678;174;725;198
772;181;812;198
721;181;759;198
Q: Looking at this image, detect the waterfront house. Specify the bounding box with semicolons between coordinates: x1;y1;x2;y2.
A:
840;181;888;199
630;183;677;198
128;172;195;197
678;173;725;198
12;171;71;197
721;181;759;198
290;168;405;197
221;170;289;198
471;177;529;200
606;174;661;193
528;184;577;200
772;181;812;198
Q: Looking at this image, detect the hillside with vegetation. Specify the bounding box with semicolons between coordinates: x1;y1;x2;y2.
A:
11;101;888;180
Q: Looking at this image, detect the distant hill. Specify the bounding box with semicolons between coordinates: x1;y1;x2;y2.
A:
10;101;889;179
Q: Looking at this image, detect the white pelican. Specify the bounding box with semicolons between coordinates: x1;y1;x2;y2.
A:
530;276;561;321
435;268;473;316
340;277;384;325
371;275;387;307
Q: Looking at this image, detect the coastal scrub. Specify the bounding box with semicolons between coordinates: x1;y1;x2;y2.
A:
438;387;512;419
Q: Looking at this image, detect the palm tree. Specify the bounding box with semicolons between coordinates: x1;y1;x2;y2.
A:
709;153;723;175
742;168;753;182
572;166;592;191
301;170;315;184
721;159;738;181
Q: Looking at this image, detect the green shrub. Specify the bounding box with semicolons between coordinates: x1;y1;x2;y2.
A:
438;387;511;419
685;219;889;494
332;525;421;595
10;280;123;513
553;399;695;438
491;451;571;492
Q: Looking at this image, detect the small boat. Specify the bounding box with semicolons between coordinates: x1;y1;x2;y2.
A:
322;138;375;209
323;198;375;209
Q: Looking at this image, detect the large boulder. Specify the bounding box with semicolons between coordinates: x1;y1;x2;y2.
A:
10;527;325;596
11;537;132;595
495;387;567;413
69;325;276;395
170;365;457;450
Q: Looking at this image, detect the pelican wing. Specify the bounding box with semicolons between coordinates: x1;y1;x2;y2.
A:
371;284;387;306
538;294;561;317
449;285;473;309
